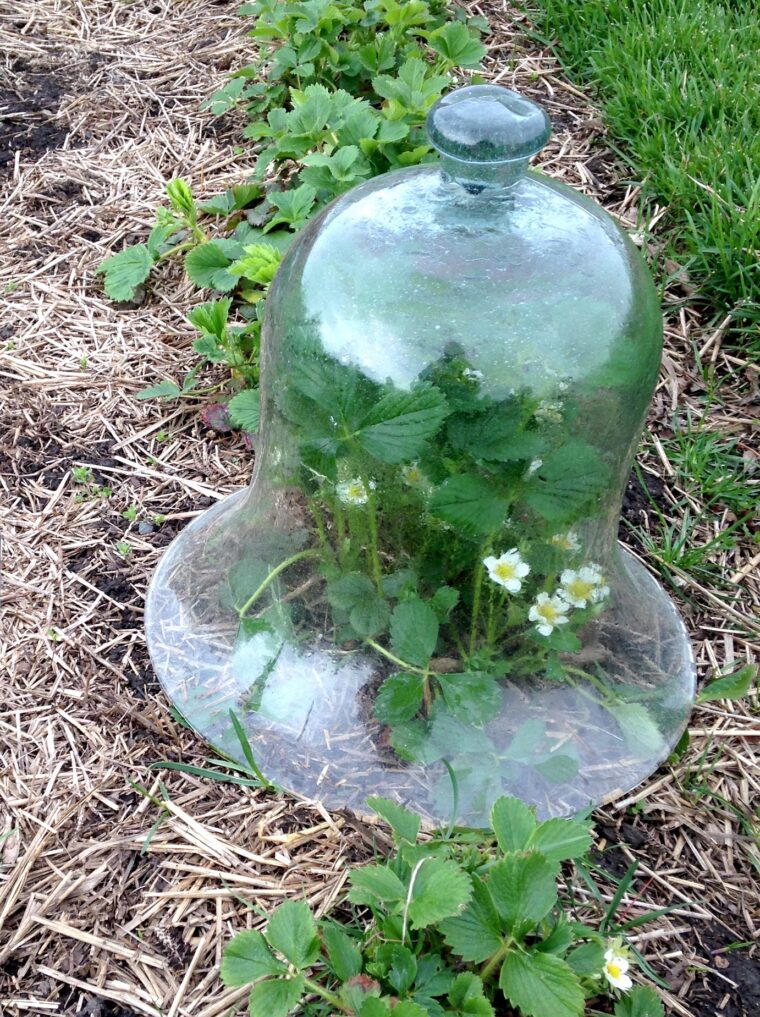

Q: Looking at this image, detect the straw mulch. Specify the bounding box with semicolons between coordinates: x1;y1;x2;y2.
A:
1;1;757;1015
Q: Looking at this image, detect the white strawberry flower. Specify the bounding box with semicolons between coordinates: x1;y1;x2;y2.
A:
587;563;610;603
336;478;372;506
529;592;570;636
462;367;484;381
401;462;426;488
551;530;581;553
560;566;600;608
534;399;564;424
483;549;530;594
603;944;633;992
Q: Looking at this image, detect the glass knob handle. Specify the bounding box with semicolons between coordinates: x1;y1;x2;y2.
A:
427;84;552;192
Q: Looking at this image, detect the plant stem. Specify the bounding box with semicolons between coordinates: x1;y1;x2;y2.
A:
365;640;428;677
563;664;609;695
469;553;487;656
365;492;383;591
303;977;352;1014
308;498;334;564
422;670;433;713
480;939;511;981
156;239;197;263
238;549;320;619
333;502;348;567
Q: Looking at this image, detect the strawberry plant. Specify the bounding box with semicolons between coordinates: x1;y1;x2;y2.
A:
220;796;665;1017
97;0;487;406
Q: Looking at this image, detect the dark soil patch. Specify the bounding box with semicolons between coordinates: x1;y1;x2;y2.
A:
619;467;668;547
679;923;760;1017
0;68;69;170
60;994;143;1017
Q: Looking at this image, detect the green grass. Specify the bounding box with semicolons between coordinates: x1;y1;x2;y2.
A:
664;416;757;516
531;0;760;352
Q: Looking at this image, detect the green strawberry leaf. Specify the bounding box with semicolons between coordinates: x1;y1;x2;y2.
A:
322;923;362;981
429;475;507;536
565;941;604;976
430;585;459;620
187;297;231;341
697;663;757;702
200;183;263;215
614;986;665;1017
533;753;579;785
228;389;261;432
407;858;472;930
606;703;664;758
522;440;609;524
265;900;320;969
527;817;592;864
327;573;376;610
490;796;538;854
185;241;238;291
367;796;421;845
97;244;154;302
447;404;542;463
375;672;424;725
248;974;305;1017
440;876;502;963
136;378;181;401
384;943;418;994
536;917;574;956
499;950;584;1017
356;385;448;464
447;972;494;1017
373;58;449;111
228;243;282;285
348;864;407;907
390;600;439;667
266;184;317;231
428;23;486;67
350;592;390;638
436;672;501;725
390;1003;429;1017
220;930;286;986
488;853;558;933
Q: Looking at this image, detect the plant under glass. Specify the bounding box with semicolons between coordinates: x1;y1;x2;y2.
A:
146;85;695;824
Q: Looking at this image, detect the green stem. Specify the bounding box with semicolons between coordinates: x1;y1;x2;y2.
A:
237;549;321;619
303;977;352;1015
480;939;512;981
308;498;334;564
365;492;383;591
366;640;428;677
486;586;507;649
422;669;433;714
469;553;487;656
563;665;609;695
449;623;468;665
156;239;197;263
333;502;348;567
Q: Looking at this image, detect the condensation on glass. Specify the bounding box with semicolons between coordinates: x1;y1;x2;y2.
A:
146;85;695;825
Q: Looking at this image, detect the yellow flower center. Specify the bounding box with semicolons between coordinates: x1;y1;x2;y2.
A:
347;484;364;499
404;468;422;484
606;961;622;980
494;562;517;582
537;601;560;622
567;578;594;601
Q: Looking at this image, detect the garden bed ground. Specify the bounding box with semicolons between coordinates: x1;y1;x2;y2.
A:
1;2;758;1016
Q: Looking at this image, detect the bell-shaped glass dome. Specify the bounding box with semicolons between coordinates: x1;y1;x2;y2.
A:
146;85;695;824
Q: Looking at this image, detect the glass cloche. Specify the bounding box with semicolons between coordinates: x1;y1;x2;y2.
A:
146;85;695;824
